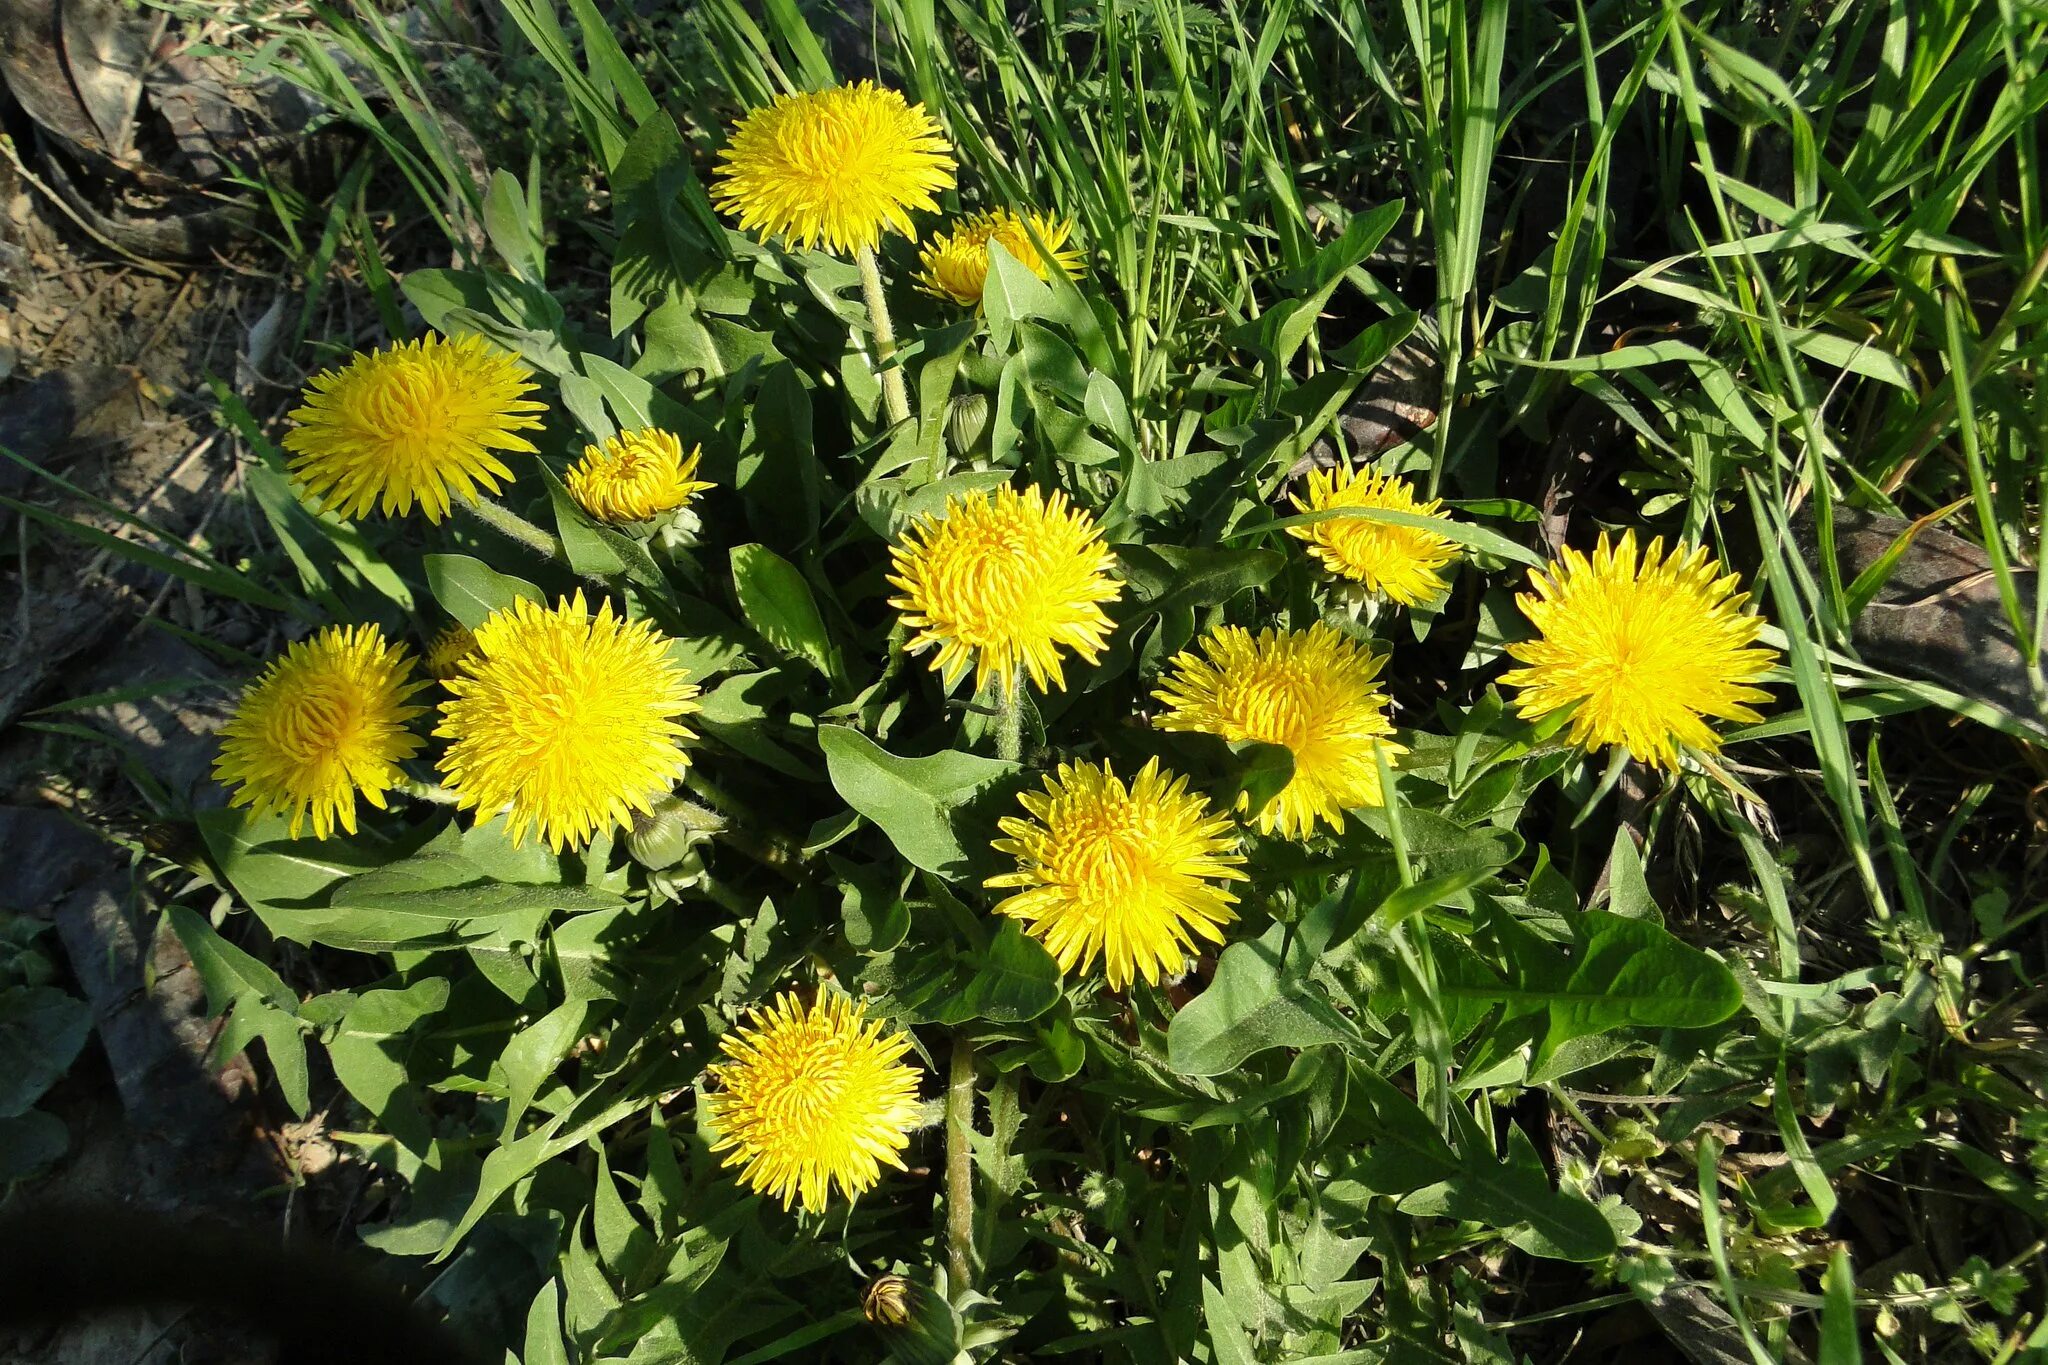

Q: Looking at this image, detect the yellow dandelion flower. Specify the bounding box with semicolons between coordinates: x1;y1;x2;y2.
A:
564;427;713;525
987;758;1245;989
1288;464;1461;605
423;623;478;681
1500;531;1777;771
705;991;923;1213
712;82;956;256
435;591;700;850
887;484;1123;697
1153;624;1405;839
283;333;547;522
916;208;1084;308
212;625;426;840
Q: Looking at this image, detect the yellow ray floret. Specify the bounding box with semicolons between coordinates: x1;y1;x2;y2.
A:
1153;624;1405;839
282;333;546;522
1500;530;1777;771
434;592;700;850
565;427;713;524
1288;464;1461;605
916;208;1084;308
213;624;426;840
712;82;957;256
987;757;1246;989
887;484;1123;697
705;992;923;1213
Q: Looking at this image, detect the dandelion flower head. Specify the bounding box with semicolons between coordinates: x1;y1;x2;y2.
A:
916;208;1083;308
705;991;923;1213
1153;624;1404;838
283;333;545;522
565;427;713;525
1288;464;1461;606
1500;531;1776;770
435;592;700;850
887;484;1122;697
712;82;956;255
213;624;426;840
987;757;1245;988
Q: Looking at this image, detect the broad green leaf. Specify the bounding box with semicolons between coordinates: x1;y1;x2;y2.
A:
437;1094;640;1257
168;906;310;1113
425;553;544;629
1535;912;1742;1064
327;980;446;1151
818;726;1020;876
730;544;836;677
1348;1067;1615;1261
1118;448;1230;519
1454;906;1741;1065
1167;922;1360;1076
496;998;592;1140
331;874;626;920
983;241;1055;352
949;921;1061;1023
739;362;820;545
1114;545;1285;621
522;1281;572;1365
1349;808;1522;873
483;167;545;282
196;808;391;906
1601;829;1659;921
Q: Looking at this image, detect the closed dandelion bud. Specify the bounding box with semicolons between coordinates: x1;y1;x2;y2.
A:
859;1273;958;1365
863;1273;915;1327
627;797;707;871
946;393;990;458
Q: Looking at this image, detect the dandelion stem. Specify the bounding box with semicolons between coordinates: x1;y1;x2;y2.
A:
945;1034;976;1291
857;245;912;428
460;497;563;563
683;771;804;879
994;686;1026;763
